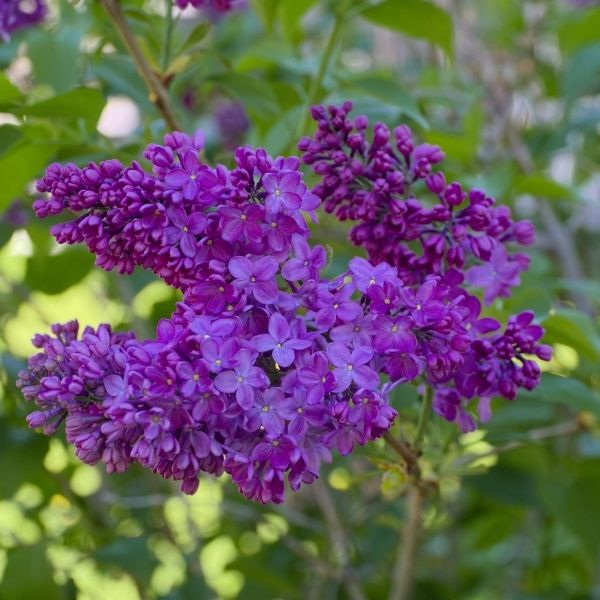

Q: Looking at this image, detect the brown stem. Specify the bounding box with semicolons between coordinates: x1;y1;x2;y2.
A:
312;481;367;600
99;0;181;131
388;486;423;600
383;432;421;478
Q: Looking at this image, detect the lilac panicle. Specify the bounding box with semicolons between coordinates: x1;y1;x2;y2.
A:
20;102;551;503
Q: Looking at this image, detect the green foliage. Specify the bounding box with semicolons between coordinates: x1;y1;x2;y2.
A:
361;0;454;57
0;0;600;598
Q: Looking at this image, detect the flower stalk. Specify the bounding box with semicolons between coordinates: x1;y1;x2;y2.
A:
99;0;181;131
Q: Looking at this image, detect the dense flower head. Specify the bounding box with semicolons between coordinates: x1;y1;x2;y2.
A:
20;103;551;502
299;101;534;305
0;0;46;42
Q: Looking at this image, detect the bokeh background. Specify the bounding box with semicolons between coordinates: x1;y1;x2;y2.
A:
2;0;600;598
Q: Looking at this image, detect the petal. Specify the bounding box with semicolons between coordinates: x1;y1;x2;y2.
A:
333;368;352;392
187;212;208;234
281;259;308;282
353;365;379;389
214;370;238;393
164;169;189;189
252;281;279;304
236;384;255;410
222;219;244;242
167;205;187;227
182;150;199;172
180;232;197;258
229;256;252;281
351;346;374;366
183;179;199;201
252;334;276;352
246;367;268;388
254;256;279;281
273;346;295;368
327;342;350;367
263;412;285;436
268;313;290;342
291;234;309;259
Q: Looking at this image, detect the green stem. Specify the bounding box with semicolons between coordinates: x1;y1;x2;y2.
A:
413;386;433;452
162;0;175;73
295;5;347;141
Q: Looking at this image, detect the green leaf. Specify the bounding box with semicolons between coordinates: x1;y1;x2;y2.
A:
20;88;106;130
279;0;317;43
558;6;600;55
361;0;453;57
210;73;279;116
27;26;82;92
0;72;22;106
250;0;280;33
0;142;55;210
513;173;576;201
26;247;95;295
180;22;211;53
542;311;600;362
528;375;600;417
0;125;23;156
0;545;60;600
340;74;428;129
562;43;600;102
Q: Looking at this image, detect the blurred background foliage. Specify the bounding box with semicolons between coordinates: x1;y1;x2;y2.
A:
1;0;600;598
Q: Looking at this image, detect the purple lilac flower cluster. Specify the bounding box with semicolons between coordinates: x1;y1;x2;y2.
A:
299;101;534;304
0;0;46;42
19;105;551;502
300;101;551;431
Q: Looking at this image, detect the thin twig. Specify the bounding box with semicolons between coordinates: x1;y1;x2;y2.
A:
385;387;435;600
99;0;181;131
383;432;421;477
455;417;588;468
389;486;423;600
312;480;367;600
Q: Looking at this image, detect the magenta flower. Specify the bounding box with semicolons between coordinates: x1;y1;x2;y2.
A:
400;279;446;327
265;214;298;252
297;352;336;404
349;257;399;293
466;245;524;305
372;316;417;353
315;285;361;329
189;316;237;340
214;349;268;409
251;434;298;470
164;206;207;258
220;204;264;243
330;315;375;347
164;151;217;201
200;338;239;373
252;313;311;367
281;234;327;281
229;256;279;304
262;172;303;212
279;391;328;438
249;387;287;435
192;276;237;314
326;343;379;392
176;360;211;397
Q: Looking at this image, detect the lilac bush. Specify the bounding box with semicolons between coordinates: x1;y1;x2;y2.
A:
17;103;551;503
